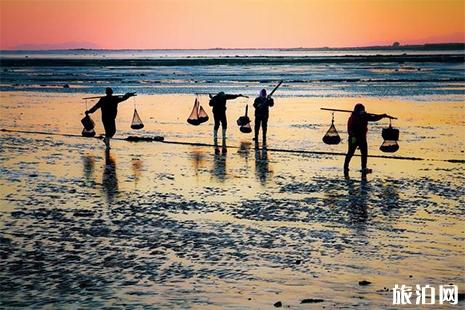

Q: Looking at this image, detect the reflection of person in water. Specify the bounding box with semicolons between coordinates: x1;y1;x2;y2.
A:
255;147;272;184
380;181;401;216
190;148;205;177
131;157;143;187
103;150;118;204
212;149;227;182
238;141;252;161
82;155;95;183
346;177;368;230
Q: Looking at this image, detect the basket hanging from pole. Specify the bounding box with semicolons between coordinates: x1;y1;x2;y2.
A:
322;113;341;145
379;119;400;153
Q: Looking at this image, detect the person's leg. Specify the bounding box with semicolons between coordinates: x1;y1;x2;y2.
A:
262;118;268;145
221;112;227;141
103;120;116;150
254;118;261;142
344;136;358;172
359;138;368;171
213;112;220;142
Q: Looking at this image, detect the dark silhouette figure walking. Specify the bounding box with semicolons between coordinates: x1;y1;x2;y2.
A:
209;91;246;145
343;103;389;176
253;89;274;146
86;88;135;149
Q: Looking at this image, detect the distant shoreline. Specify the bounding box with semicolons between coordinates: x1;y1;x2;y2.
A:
1;42;464;52
2;54;463;67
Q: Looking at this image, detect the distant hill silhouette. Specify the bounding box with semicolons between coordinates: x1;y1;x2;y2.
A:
274;43;465;51
5;42;464;51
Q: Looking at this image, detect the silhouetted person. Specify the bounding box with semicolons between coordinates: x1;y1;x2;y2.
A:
343;103;389;176
209;91;246;146
253;89;274;146
85;88;135;150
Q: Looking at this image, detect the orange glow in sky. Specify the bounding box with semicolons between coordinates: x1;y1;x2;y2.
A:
1;0;464;49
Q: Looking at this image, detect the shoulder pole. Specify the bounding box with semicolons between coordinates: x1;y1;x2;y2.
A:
320;107;397;119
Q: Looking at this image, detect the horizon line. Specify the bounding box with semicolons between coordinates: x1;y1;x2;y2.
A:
2;42;464;52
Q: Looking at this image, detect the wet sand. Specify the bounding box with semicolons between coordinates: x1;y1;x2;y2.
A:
0;92;464;308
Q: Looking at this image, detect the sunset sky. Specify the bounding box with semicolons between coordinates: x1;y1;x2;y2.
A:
1;0;464;49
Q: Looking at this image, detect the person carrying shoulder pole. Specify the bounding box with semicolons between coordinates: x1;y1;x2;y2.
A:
209;91;246;144
343;103;390;176
85;87;136;150
253;89;274;147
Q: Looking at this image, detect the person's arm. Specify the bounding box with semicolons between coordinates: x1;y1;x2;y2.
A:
86;99;102;114
253;98;259;108
115;92;136;104
347;117;354;136
267;98;274;107
365;113;387;122
225;94;244;100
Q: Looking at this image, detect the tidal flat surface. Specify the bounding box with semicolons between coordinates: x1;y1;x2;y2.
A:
0;93;464;308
